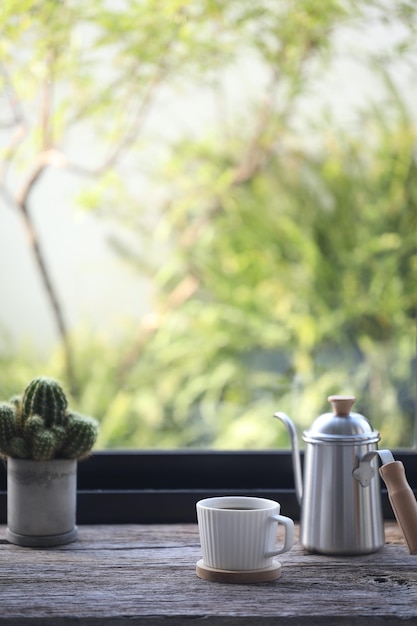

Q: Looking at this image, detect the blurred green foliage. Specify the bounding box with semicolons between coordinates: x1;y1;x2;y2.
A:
0;0;416;449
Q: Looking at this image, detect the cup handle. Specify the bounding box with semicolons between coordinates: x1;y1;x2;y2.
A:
264;514;294;557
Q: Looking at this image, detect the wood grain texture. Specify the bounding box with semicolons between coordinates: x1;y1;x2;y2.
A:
0;523;416;625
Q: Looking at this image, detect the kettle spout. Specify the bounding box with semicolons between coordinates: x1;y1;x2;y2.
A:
273;412;303;505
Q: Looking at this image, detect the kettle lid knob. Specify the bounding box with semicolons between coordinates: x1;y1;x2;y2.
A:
328;395;356;417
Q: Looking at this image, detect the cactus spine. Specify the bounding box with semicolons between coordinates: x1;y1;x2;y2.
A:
0;377;98;461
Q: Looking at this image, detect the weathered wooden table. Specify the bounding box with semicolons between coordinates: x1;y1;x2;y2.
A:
0;523;416;625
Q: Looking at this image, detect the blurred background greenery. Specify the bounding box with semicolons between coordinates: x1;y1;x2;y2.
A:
0;0;416;449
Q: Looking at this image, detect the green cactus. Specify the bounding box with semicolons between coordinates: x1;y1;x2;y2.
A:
22;377;68;428
60;413;100;459
0;403;18;457
0;377;99;461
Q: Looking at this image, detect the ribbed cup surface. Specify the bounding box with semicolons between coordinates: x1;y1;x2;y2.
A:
197;497;279;570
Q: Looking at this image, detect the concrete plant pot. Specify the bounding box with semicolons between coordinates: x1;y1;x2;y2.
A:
6;458;78;547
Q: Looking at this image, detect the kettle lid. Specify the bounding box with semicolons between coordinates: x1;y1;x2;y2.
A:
303;395;380;444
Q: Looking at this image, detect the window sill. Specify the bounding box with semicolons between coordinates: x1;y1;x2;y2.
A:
4;450;417;523
1;522;416;625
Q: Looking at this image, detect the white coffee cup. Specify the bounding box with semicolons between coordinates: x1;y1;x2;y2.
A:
196;495;294;571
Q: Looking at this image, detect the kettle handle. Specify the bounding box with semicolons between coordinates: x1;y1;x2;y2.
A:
379;460;417;555
355;450;417;555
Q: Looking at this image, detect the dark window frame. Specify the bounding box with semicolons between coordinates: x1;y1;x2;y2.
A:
2;449;415;524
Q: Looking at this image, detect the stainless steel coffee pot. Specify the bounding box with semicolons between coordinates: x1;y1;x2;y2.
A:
274;395;417;555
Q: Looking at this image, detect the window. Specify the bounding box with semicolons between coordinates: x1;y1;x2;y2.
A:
0;0;415;529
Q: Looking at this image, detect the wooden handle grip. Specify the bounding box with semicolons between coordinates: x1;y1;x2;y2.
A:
379;461;417;555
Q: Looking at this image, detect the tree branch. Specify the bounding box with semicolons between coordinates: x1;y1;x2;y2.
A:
65;66;167;177
40;53;55;150
6;150;78;395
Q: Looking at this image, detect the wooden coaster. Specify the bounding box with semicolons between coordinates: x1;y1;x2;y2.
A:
196;559;281;584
